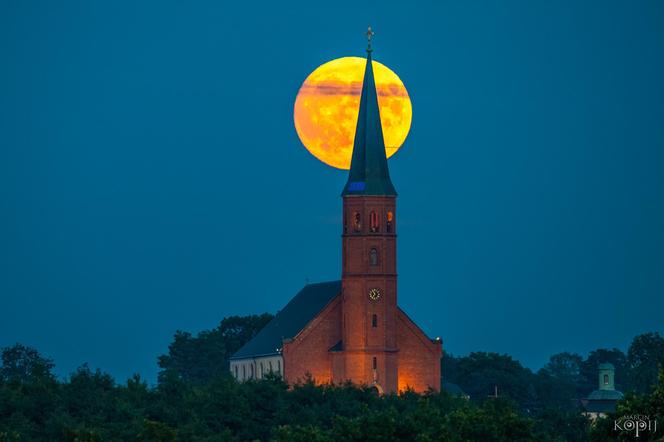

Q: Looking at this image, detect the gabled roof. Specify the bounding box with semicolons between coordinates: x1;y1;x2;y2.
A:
587;389;624;401
230;280;341;360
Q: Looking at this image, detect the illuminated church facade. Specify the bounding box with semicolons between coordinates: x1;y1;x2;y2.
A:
230;41;441;394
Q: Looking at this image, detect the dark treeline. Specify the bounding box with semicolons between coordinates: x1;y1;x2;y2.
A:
444;331;664;409
1;315;662;441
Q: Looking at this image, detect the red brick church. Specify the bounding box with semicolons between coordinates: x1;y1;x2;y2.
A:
230;41;441;394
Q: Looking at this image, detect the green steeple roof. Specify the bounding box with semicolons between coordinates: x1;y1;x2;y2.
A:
342;44;397;196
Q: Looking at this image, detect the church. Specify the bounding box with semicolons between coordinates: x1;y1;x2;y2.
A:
229;40;441;394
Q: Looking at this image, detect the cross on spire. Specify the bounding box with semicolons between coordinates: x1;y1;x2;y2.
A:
366;26;374;52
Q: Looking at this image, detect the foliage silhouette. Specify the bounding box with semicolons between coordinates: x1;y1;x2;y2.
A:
1;318;662;441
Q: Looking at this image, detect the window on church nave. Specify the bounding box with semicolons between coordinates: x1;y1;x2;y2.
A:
242;365;246;380
269;361;273;372
370;211;379;232
370;248;379;266
250;364;254;379
277;359;281;374
234;366;238;379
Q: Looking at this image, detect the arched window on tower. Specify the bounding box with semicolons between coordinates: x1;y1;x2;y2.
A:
343;210;348;234
373;357;377;370
604;374;609;385
353;213;362;232
386;211;394;233
370;211;379;233
369;248;379;266
372;314;378;328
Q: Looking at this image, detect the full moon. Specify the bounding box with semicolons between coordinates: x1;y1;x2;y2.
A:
294;57;412;170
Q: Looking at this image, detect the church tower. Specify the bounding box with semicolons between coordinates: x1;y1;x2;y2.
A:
339;31;399;393
232;29;441;394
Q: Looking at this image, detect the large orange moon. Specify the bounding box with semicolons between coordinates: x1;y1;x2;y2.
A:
294;57;412;170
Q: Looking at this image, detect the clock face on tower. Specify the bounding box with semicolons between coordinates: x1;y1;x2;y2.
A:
368;287;381;301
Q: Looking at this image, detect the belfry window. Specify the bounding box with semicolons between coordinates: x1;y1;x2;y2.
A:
353;213;362;232
372;314;378;328
604;374;609;385
370;211;379;233
386;211;394;233
372;357;377;370
369;248;379;266
343;210;348;234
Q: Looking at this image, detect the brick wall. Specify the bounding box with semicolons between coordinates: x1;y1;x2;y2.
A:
396;308;441;392
282;296;342;385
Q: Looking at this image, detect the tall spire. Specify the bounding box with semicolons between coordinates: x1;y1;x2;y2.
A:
342;27;397;197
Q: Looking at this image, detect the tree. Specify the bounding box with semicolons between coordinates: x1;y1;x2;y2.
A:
451;352;537;409
533;371;577;411
0;343;55;383
541;352;583;383
535;352;584;408
0;344;59;440
447;397;534;441
54;364;143;439
157;313;273;384
441;351;459;384
137;419;177;442
627;332;664;394
531;407;590;442
62;364;117;420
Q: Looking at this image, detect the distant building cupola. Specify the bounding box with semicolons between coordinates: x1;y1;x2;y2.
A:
582;362;624;419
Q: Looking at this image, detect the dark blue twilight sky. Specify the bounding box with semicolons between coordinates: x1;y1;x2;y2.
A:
1;1;663;383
